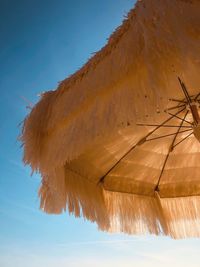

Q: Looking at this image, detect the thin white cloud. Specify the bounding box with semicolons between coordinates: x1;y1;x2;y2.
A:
1;237;200;267
57;237;150;247
1;249;200;267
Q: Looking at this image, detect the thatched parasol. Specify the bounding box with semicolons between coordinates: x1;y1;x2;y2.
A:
21;0;200;238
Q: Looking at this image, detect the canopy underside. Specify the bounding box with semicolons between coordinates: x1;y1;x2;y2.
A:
22;0;200;238
39;110;200;239
64;109;200;199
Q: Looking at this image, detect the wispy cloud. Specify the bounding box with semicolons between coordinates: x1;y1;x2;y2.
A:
1;237;200;267
57;237;150;247
1;246;200;267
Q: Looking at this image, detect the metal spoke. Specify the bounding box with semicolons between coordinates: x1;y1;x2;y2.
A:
165;104;186;111
169;98;187;104
172;132;193;149
154;110;189;192
98;109;186;185
195;92;200;101
146;129;193;142
137;123;192;128
178;77;200;125
178;77;192;104
165;110;193;125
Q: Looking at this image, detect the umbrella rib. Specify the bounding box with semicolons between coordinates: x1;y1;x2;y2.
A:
178;77;200;125
105;187;200;199
98;108;185;185
136;124;191;128
169;98;187;104
160;193;200;199
195;92;200;101
172;131;193;149
178;77;192;104
104;187;154;197
165;110;192;125
165;104;186;111
154;110;189;192
146;129;193;142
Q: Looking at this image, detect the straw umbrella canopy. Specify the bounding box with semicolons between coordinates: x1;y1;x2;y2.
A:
22;0;200;239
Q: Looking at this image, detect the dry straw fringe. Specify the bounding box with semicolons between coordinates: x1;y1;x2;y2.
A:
39;166;110;230
39;169;200;239
21;0;200;239
21;0;200;173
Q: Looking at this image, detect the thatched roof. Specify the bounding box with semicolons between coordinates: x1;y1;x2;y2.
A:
22;0;200;238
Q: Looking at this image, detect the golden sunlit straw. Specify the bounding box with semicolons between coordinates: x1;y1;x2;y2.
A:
21;0;200;239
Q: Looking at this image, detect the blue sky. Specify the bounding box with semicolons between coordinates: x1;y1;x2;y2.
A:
0;0;200;266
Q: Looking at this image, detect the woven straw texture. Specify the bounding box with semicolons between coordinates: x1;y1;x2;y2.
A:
22;0;200;238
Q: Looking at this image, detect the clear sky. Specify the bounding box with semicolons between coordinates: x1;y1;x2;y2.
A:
0;0;200;266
